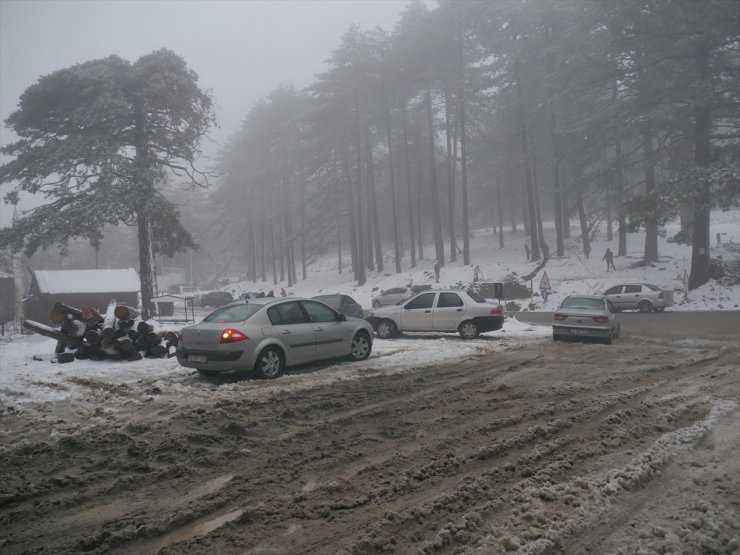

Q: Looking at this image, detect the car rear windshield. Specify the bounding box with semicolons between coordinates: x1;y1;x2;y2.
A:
560;297;605;311
203;303;262;323
314;296;340;310
466;291;487;303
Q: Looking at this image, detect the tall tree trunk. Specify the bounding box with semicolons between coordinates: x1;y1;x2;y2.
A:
547;36;565;257
353;93;366;285
688;102;712;289
513;51;540;261
400;98;416;268
615;138;627;256
458;31;470;265
416;143;425;260
364;127;383;273
136;211;156;320
384;93;402;273
444;86;458;262
497;175;504;249
531;144;546;255
133;101;156;320
576;188;591;259
340;120;360;281
424;78;445;266
642;129;659;262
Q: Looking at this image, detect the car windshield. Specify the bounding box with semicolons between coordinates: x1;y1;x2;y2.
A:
560;297;605;311
314;296;340;310
466;291;487;303
203;303;262;323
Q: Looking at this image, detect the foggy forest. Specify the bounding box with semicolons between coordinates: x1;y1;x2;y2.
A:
1;0;739;319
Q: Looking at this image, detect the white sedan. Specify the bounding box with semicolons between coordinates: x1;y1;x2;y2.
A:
367;289;504;340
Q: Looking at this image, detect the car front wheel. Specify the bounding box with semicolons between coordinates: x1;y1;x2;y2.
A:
459;320;480;339
376;319;398;339
349;331;371;361
638;300;653;313
254;346;284;379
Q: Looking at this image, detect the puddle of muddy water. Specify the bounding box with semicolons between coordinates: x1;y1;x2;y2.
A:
132;507;243;554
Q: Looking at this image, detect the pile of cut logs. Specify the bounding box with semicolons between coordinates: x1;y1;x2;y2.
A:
23;300;179;363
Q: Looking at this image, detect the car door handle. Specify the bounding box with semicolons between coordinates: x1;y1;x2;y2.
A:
315;327;323;332
425;310;431;313
281;330;291;335
456;309;463;312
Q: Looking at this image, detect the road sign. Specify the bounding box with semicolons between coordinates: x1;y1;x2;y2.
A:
539;271;552;292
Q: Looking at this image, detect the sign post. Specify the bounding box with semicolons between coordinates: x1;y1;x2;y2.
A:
539;271;552;302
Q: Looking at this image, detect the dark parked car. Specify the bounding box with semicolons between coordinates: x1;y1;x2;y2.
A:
312;294;364;319
200;291;234;307
177;297;373;378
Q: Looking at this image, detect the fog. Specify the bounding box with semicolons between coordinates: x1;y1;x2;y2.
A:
0;0;413;226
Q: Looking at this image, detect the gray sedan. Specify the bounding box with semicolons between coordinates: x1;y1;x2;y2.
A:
603;283;674;312
177;297;373;378
552;295;620;344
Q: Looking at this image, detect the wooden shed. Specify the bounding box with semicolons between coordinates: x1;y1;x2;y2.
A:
23;268;140;324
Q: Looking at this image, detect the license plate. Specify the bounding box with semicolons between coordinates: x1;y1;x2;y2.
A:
188;354;207;363
569;329;589;335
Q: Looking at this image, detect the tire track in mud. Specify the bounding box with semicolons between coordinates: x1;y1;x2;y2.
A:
1;336;738;554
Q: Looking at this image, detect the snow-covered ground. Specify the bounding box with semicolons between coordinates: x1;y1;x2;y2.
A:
0;317;548;407
1;210;737;407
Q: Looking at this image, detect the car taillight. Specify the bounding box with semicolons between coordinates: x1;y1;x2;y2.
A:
220;329;248;343
592;315;609;323
554;313;567;320
490;307;502;315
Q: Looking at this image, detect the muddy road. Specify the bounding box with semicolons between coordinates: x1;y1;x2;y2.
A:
1;324;738;554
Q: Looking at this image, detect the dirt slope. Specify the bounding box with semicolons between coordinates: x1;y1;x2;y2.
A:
1;332;738;554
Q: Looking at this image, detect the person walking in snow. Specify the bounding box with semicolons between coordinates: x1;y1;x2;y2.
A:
602;247;616;272
524;242;531;261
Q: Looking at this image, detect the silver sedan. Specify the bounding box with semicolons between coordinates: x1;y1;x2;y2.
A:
177;297;373;378
552;295;620;344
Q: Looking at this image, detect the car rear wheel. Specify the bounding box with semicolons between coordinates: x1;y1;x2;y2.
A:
254;346;284;379
349;331;371;361
638;300;653;313
376;319;397;339
459;320;480;340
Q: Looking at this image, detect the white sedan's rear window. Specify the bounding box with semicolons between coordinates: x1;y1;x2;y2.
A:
560;298;604;311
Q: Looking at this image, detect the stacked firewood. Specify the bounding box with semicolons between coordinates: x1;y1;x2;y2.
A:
23;300;179;363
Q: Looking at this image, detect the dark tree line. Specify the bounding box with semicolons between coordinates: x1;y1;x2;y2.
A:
2;1;738;302
215;0;740;290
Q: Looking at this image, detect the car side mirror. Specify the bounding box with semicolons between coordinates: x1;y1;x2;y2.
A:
337;313;347;321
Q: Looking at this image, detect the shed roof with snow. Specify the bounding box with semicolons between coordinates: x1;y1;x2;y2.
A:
32;268;140;295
